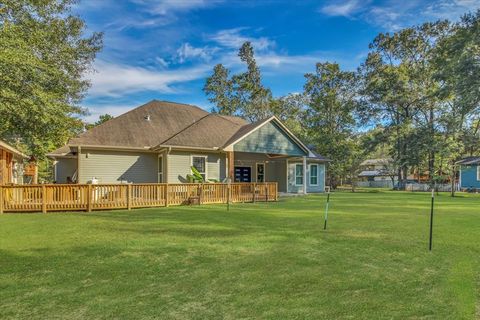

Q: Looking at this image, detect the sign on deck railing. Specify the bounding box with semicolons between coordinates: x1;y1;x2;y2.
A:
0;182;278;213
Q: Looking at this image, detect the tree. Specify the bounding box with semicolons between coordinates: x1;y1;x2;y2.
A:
303;62;359;188
204;42;272;122
0;0;103;157
359;21;452;188
85;114;114;130
433;11;480;195
203;64;237;116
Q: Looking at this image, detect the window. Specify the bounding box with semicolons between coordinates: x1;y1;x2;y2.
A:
295;164;303;185
477;166;480;181
310;164;318;185
158;156;163;182
257;163;265;182
192;156;207;180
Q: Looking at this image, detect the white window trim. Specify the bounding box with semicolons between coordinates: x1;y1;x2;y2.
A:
158;155;164;183
309;163;319;186
191;155;208;180
256;162;266;183
294;163;304;186
477;165;480;181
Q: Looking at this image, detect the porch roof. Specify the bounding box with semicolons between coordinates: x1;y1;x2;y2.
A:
0;140;28;159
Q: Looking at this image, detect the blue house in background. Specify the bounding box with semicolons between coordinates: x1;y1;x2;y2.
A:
458;157;480;190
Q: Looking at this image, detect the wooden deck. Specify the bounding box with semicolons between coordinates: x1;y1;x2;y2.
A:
0;182;277;213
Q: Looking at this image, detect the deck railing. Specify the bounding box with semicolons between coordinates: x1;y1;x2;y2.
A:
0;182;278;213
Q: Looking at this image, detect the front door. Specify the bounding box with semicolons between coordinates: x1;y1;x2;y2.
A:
234;166;251;182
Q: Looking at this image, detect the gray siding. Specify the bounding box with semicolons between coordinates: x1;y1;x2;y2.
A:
287;161;325;193
55;158;77;184
167;151;226;183
78;149;158;184
233;122;307;156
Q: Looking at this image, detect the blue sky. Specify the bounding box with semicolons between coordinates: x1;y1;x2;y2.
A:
75;0;480;122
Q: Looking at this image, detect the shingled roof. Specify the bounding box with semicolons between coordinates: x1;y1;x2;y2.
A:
68;100;209;148
49;100;324;158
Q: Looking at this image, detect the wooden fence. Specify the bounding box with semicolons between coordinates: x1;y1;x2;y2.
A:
0;182;277;213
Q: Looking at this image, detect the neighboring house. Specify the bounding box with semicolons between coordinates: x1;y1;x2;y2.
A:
0;140;28;185
358;158;397;187
48;100;328;193
457;156;480;190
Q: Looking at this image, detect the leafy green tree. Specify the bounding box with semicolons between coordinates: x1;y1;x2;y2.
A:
85;114;114;130
204;42;272;122
359;21;452;188
0;0;103;157
303;62;359;188
204;64;237;116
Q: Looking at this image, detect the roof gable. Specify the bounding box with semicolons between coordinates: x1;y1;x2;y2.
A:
230;119;308;156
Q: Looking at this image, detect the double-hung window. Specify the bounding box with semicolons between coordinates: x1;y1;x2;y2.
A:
295;164;303;185
310;164;318;185
192;156;207;180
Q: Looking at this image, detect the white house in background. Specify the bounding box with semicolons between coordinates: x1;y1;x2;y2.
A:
358;158;398;187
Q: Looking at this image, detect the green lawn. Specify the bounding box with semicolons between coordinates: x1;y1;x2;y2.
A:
1;191;479;319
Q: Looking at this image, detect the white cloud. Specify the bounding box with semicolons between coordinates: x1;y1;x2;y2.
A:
83;104;137;123
319;0;480;30
320;0;370;17
176;43;218;63
87;60;210;97
155;57;169;68
209;28;275;51
133;0;223;15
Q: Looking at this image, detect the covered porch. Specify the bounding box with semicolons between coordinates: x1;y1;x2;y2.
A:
222;117;327;193
226;151;326;193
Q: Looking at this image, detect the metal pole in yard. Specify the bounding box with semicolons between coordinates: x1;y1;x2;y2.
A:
429;188;435;251
324;189;330;230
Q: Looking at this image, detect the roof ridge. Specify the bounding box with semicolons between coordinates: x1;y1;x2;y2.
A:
157;113;214;146
213;113;246;126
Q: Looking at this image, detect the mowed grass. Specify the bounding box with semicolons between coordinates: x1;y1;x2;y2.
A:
1;191;479;319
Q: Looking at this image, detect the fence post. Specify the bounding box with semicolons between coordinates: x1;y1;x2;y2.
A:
164;184;169;207
127;184;132;210
265;184;268;202
0;186;3;214
87;184;92;212
42;184;47;213
199;183;203;205
252;183;256;203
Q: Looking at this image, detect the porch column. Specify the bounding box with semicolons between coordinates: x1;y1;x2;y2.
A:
227;151;234;181
303;156;307;194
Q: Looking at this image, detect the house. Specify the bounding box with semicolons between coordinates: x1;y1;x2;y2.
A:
357;158;397;187
48;100;328;193
457;157;480;191
0;139;28;185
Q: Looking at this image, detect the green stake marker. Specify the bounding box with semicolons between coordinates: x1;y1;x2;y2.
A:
324;190;330;230
429;188;435;251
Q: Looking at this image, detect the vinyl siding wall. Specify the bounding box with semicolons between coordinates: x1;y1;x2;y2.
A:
55;158;77;184
78;149;158;184
287;162;325;193
460;165;480;189
166;151;226;183
233;152;287;192
233;122;307;156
